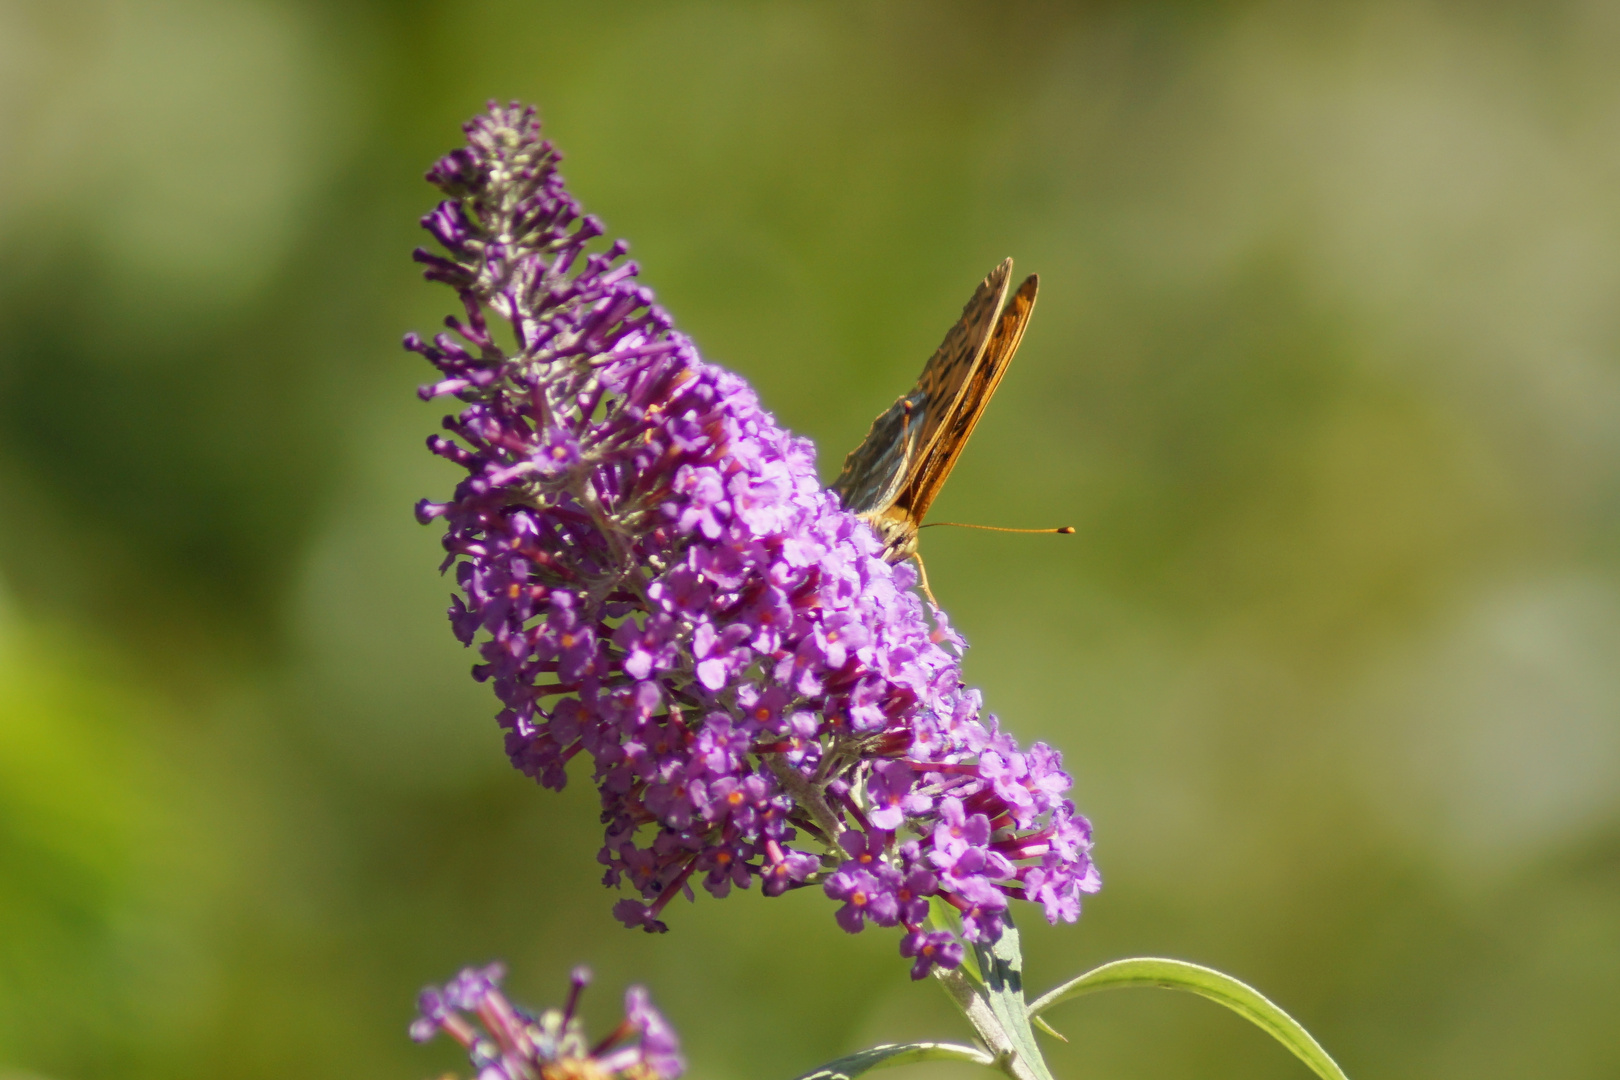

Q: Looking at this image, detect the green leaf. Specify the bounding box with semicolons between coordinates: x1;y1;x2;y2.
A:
792;1042;996;1080
1026;957;1351;1080
1029;1015;1066;1043
925;905;1055;1080
967;911;1056;1080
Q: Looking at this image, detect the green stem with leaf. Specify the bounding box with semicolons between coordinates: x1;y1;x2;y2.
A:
793;910;1351;1080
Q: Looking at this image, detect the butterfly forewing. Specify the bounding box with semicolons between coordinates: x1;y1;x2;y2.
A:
831;259;1010;514
832;258;1037;574
909;259;1014;470
900;273;1038;522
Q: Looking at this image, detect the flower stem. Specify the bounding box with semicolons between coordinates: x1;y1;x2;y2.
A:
933;968;1042;1080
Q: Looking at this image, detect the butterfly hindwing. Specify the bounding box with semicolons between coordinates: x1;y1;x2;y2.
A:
831;388;927;515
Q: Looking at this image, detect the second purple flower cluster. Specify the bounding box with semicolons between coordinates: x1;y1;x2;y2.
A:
412;964;682;1080
410;103;1099;977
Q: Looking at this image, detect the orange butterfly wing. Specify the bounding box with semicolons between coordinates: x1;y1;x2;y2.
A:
831;259;1012;518
831;259;1037;569
898;272;1038;523
906;258;1015;481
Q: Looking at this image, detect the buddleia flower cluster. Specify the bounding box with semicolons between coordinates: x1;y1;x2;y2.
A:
409;102;1100;977
412;963;682;1080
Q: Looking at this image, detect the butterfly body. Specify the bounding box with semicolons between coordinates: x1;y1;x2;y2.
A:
832;259;1039;574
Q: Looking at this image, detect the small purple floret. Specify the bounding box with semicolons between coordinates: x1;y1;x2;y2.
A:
409;102;1099;977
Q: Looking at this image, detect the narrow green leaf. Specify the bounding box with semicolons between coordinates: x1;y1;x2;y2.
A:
1030;1015;1066;1043
969;912;1056;1080
793;1042;996;1080
1026;957;1350;1080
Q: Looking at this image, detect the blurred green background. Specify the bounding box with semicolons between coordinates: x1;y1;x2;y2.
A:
3;2;1619;1078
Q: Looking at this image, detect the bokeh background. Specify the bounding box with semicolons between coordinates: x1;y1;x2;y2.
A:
3;2;1620;1078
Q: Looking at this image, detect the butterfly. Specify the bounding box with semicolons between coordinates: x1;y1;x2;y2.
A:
832;258;1058;604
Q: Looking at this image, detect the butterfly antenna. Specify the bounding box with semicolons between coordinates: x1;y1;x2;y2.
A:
921;522;1076;535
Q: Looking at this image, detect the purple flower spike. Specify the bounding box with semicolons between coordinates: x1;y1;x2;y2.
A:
411;963;682;1080
410;101;1098;978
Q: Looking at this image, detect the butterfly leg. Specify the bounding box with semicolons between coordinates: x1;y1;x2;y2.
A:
910;552;941;610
